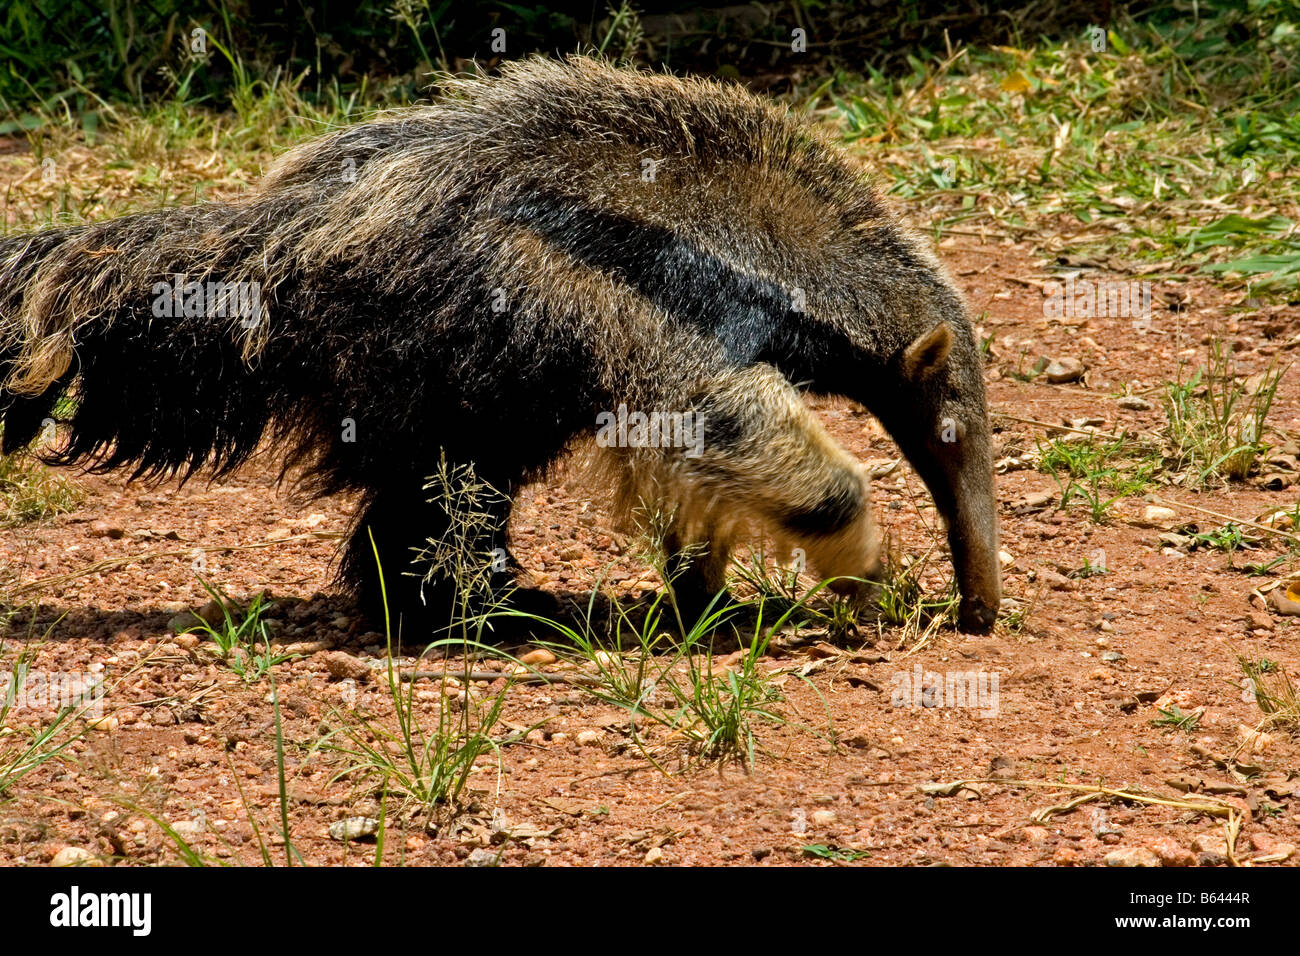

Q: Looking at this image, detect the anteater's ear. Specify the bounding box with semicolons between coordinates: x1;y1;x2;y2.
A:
902;322;953;380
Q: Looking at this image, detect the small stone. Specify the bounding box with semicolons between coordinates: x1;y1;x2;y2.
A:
171;819;204;841
1053;846;1081;866
1191;831;1227;857
196;600;226;626
1192;833;1229;866
1101;651;1124;663
1043;357;1085;384
1149;838;1196;867
1139;505;1177;528
281;640;331;655
998;550;1015;567
88;520;125;539
1238;725;1275;754
1248;835;1294;862
1022;826;1051;846
1104;846;1162;867
329;817;379;841
644;846;664;865
840;725;874;749
751;847;772;861
1036;568;1074;590
464;848;498;867
575;730;602;747
593;712;641;732
1268;586;1300;617
167;611;203;633
1249;833;1281;854
518;648;556;667
811;809;838;827
50;846;101;867
1118;396;1152;411
321;651;370;681
85;715;118;733
1246;611;1274;631
988;755;1016;778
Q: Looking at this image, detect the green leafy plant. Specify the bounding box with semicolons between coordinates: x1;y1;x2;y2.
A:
802;843;870;862
520;525;803;770
181;580;295;682
1150;705;1202;733
1036;433;1158;523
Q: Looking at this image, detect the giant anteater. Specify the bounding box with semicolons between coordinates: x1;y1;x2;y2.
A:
0;56;1000;636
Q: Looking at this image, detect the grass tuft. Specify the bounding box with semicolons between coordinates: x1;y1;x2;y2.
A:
1163;340;1284;487
1240;656;1300;735
0;454;81;526
181;579;296;682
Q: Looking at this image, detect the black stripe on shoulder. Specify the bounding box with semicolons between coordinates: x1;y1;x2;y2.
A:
498;197;799;365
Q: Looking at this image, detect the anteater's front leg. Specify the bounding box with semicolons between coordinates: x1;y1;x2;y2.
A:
667;365;883;617
662;522;732;625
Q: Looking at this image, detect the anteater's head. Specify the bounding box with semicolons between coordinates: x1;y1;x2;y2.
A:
886;302;1001;634
800;241;1001;634
749;207;999;631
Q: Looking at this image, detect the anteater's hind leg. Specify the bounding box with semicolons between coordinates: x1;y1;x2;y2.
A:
343;475;525;644
666;364;883;617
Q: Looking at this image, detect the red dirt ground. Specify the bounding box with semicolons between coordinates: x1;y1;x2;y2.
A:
2;239;1299;867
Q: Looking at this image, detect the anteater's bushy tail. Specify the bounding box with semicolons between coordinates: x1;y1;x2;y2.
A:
0;227;83;452
0;103;421;481
0;206;287;480
0;100;497;485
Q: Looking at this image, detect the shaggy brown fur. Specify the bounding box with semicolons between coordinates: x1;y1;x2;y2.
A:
0;56;999;635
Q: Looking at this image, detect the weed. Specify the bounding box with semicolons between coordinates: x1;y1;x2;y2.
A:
802;843;870;862
1150;705;1202;733
523;524;798;770
0;454;81;526
181;579;296;682
1240;656;1300;734
323;461;514;823
1036;433;1159;523
0;638;99;796
1071;557;1108;579
1163;340;1284;487
1240;553;1289;576
180;582;295;681
1189;523;1261;566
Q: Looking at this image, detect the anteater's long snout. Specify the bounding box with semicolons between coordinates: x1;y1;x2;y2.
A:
949;474;1001;632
